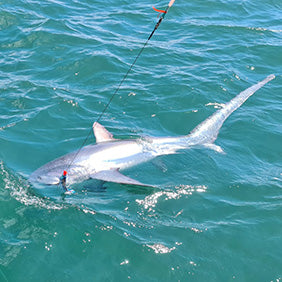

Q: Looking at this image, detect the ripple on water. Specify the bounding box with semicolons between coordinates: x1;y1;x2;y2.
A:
0;161;63;210
136;184;207;211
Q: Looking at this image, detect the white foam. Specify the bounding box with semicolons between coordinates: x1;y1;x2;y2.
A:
0;161;63;210
136;185;207;210
146;243;176;254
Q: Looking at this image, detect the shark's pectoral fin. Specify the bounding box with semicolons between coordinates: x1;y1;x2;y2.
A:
93;122;115;143
204;143;225;154
90;169;152;187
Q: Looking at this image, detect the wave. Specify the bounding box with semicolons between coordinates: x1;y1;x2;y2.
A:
0;161;64;210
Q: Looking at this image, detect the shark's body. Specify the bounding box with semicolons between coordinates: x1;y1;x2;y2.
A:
29;75;275;188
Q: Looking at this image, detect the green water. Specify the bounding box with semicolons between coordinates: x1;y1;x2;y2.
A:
1;0;282;281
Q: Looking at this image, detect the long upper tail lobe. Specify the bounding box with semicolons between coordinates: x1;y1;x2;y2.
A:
187;74;275;146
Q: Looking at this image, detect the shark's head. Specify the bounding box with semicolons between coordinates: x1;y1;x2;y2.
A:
29;166;62;186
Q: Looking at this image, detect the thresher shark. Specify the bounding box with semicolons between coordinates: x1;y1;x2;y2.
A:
29;75;275;193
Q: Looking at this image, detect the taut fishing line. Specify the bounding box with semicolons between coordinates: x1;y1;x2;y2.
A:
61;0;175;191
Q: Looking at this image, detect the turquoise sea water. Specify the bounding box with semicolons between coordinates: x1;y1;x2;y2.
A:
1;0;282;281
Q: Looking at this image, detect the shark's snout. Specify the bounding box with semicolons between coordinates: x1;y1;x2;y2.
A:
29;170;60;186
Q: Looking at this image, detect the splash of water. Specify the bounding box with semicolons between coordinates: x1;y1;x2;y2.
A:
0;161;63;210
136;184;207;211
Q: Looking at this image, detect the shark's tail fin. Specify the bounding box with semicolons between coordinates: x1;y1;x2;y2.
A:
148;75;275;155
188;74;275;145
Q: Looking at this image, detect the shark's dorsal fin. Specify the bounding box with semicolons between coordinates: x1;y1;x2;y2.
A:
93;122;115;143
90;169;152;187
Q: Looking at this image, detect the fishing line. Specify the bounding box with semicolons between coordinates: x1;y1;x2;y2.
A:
61;0;175;190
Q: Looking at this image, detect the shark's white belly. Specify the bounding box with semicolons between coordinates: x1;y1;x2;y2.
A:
80;140;153;172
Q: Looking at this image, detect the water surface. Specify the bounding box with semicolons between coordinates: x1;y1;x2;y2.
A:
0;0;282;281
